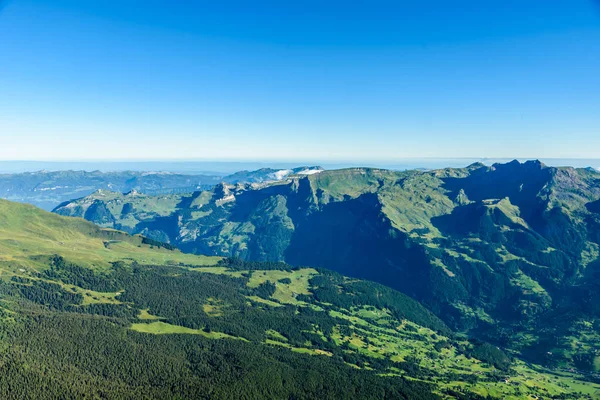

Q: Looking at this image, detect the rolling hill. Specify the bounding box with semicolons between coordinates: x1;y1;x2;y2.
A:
54;160;600;374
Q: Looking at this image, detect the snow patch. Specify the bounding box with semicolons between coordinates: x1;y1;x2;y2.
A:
141;171;173;176
297;168;323;175
34;186;69;192
271;169;292;180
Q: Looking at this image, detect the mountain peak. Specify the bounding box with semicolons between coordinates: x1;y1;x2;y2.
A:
466;162;486;170
524;159;546;168
124;189;140;196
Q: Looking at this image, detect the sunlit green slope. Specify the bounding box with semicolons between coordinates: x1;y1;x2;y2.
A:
3;199;599;398
54;161;600;373
0;198;219;271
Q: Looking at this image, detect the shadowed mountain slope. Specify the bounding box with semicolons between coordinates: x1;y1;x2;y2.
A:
7;199;595;398
54;161;600;372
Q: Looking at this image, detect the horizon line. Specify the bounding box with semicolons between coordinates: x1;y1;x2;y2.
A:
2;156;600;163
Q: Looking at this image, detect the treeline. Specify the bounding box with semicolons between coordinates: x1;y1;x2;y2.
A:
0;264;443;399
0;311;439;399
141;236;177;251
219;257;294;271
306;271;450;334
0;255;529;398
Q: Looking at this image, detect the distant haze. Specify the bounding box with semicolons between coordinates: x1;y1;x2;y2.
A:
1;158;599;175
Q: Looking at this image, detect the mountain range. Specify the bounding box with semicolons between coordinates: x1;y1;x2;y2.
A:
5;198;596;398
0;167;321;211
54;160;600;376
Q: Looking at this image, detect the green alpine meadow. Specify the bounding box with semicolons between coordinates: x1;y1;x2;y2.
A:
54;160;600;377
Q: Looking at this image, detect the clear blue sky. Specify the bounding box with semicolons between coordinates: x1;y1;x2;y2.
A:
0;0;599;161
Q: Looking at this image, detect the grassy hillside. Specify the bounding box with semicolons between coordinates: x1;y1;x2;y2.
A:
0;199;219;272
54;161;600;374
2;199;599;398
